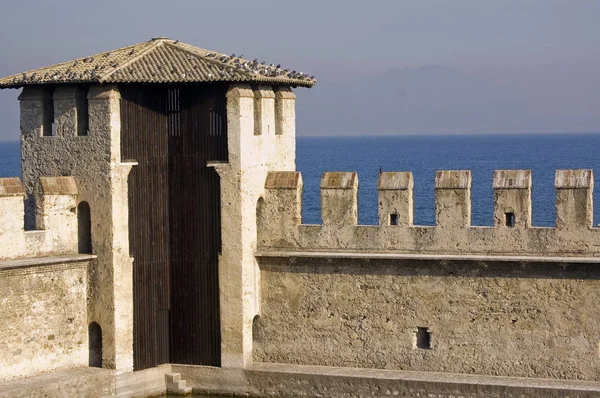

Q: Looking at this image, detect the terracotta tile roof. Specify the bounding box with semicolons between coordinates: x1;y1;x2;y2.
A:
0;178;25;197
39;177;78;195
0;37;316;89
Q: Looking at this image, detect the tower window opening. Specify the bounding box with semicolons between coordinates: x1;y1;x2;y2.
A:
43;88;55;136
78;87;89;136
390;213;399;225
415;327;431;349
78;201;92;254
505;212;515;227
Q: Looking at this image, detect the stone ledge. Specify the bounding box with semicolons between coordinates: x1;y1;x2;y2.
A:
250;362;600;392
173;362;600;397
255;250;600;264
0;254;97;271
0;367;115;398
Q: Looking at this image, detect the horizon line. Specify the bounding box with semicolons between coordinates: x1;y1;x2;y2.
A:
1;131;600;143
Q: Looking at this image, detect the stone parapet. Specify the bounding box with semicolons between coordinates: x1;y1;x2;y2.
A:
556;169;593;229
493;169;532;227
258;169;600;256
0;176;79;260
378;172;413;226
320;172;358;226
435;170;472;228
259;172;303;246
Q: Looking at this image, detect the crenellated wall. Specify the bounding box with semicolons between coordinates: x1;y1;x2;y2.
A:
254;168;600;382
0;177;78;260
258;169;598;256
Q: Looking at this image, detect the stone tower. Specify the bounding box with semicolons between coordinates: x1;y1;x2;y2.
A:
0;37;315;372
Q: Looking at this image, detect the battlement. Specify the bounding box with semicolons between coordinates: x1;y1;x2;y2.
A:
257;169;599;256
0;176;80;260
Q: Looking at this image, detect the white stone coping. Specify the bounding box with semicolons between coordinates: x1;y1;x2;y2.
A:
0;254;97;271
249;362;600;392
255;250;600;264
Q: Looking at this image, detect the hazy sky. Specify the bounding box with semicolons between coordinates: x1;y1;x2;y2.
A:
0;0;599;140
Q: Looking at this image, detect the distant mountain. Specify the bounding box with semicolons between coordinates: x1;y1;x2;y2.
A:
296;64;599;136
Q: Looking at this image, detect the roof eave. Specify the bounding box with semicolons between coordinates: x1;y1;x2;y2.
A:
0;78;315;90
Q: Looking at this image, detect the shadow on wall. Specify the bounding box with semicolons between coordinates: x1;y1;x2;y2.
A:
89;322;102;367
259;257;600;281
78;201;92;254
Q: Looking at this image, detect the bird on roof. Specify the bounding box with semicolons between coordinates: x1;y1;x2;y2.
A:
173;40;179;45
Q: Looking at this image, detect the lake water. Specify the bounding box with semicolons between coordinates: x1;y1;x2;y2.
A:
297;133;600;226
2;133;600;227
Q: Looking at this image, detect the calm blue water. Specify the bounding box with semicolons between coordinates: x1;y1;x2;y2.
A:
296;134;600;227
2;134;599;227
0;141;20;178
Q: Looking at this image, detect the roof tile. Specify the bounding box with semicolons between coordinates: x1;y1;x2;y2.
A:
0;38;316;89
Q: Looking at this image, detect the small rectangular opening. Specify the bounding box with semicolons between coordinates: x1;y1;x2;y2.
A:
416;327;431;349
505;212;515;227
275;96;283;135
78;87;89;136
253;85;262;136
389;213;399;225
43;89;55;136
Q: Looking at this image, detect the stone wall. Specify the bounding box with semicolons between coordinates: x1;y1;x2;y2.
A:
18;85;134;371
0;259;88;382
254;169;600;383
254;256;600;381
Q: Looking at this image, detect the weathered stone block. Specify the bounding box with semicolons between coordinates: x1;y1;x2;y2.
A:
259;172;303;247
493;170;532;228
377;172;413;226
555;169;593;229
321;172;358;226
435;170;471;228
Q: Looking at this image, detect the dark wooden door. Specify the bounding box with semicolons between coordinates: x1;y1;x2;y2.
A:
121;84;227;370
